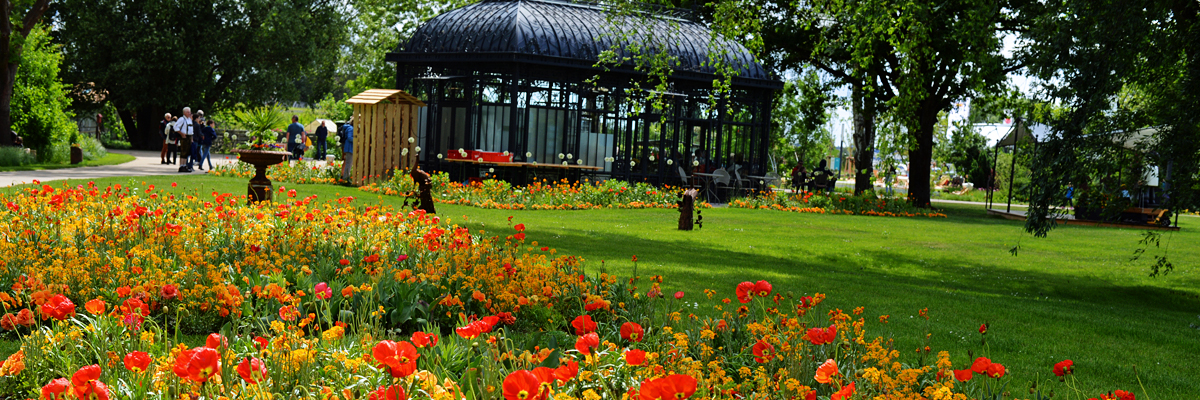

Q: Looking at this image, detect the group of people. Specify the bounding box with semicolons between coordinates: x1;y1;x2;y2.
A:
789;159;837;193
159;107;216;172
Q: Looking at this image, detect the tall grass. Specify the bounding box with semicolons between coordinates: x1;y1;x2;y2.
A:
0;146;35;167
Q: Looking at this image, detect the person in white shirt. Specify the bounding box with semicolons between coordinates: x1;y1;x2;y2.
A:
174;107;195;172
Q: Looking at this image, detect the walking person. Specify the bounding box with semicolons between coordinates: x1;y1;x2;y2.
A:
174;107;195;172
341;119;354;181
191;111;205;167
160;113;172;164
314;121;328;161
199;120;216;171
287;115;305;160
166;116;179;165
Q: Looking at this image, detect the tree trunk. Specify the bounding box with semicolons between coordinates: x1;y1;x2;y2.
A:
117;108;139;147
909;101;939;208
0;64;15;147
851;86;877;195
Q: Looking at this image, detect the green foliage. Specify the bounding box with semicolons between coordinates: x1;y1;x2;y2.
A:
937;122;992;186
773;72;834;169
230;104;289;146
315;93;353;122
11;25;74;157
994;150;1032;203
342;0;469;94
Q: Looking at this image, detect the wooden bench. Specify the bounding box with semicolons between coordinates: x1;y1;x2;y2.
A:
1123;207;1169;225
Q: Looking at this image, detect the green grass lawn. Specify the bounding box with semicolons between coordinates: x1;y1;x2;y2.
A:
0;152;135;172
3;174;1198;397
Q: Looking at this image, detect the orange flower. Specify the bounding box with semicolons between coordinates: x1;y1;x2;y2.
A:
84;299;106;315
621;322;644;342
751;339;775;363
123;352;151;373
570;315;597;335
205;333;225;349
830;381;855;400
625;349;647;366
815;359;839;384
503;370;544;400
805;325;837;345
237;357;267;384
574;332;600;355
411;331;438;348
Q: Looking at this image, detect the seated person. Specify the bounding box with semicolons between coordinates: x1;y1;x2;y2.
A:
790;164;809;192
810;160;835;192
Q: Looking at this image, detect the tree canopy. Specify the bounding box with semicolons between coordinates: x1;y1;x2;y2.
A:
53;0;348;149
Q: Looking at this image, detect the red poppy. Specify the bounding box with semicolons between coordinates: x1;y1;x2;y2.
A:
514;233;526;240
751;339;775;363
456;324;481;339
815;359;839;384
503;370;545;400
805;325;837;345
411;331;438;348
121;298;149;317
735;282;755;303
205;333;225;349
75;381;110;400
373;340;419;378
367;385;407;400
397;254;409;262
71;364;102;396
0;314;14;331
514;223;526;231
254;336;269;350
571;315;597;335
1054;359;1074;377
584;298;610;311
979;323;988;334
531;367;556;395
553;361;578;384
184;347;221;383
123;351;151;373
339;259;350;266
1111;390;1135;400
575;332;600;355
41;294;76;321
41;377;69;400
625;349;647;366
84;299;106;315
237;357;268;384
752;280;772;297
830;381;855;400
160;284;179;300
621;322;645;342
674;291;684;300
986;363;1006;378
116;287;131;298
497;312;517;325
639;374;697;400
953;369;973;382
173;348;197;379
970;357;992;374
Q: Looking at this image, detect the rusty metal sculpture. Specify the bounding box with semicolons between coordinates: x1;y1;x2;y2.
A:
410;167;437;215
678;189;699;230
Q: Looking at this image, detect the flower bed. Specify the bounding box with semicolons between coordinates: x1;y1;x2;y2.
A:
209;158;345;185
360;171;708;210
730;190;948;218
0;184;1131;399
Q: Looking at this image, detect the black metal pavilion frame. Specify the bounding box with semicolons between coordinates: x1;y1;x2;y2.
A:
385;0;781;185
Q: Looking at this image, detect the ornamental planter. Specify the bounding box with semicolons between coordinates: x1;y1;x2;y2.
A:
234;149;291;203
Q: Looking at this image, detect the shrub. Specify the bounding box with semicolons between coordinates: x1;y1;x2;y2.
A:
11;25;75;156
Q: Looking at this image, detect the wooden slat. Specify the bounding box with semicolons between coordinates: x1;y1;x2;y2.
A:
394;104;404;172
375;103;385;181
406;104;418;169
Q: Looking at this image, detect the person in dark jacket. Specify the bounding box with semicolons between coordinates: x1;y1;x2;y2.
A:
199;120;217;170
314;122;328;161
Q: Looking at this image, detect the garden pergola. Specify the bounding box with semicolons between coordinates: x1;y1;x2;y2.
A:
385;0;782;185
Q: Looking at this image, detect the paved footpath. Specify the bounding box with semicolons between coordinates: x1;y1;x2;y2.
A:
1;149;242;187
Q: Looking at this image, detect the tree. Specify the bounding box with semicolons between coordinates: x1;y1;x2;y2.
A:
762;0;1018;205
11;24;73;155
53;0;348;150
1019;0;1200;248
0;0;52;147
773;71;835;171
